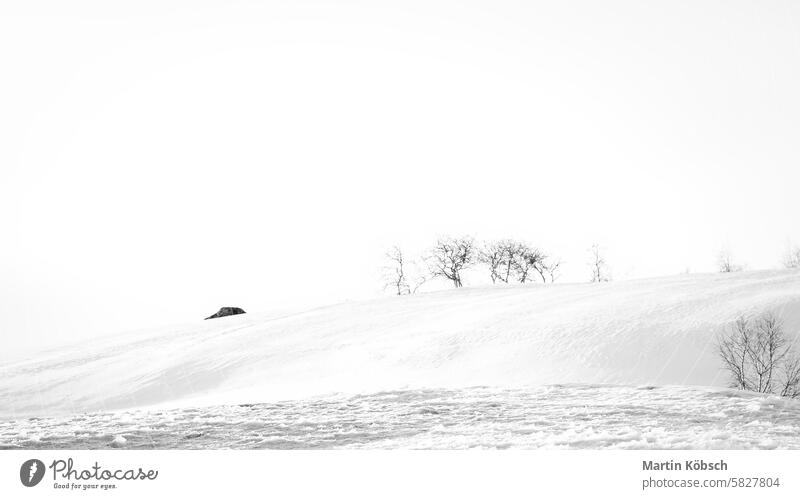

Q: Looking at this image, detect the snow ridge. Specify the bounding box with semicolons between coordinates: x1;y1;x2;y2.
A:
2;270;800;419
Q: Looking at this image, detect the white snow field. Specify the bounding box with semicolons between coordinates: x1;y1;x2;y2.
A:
2;270;800;449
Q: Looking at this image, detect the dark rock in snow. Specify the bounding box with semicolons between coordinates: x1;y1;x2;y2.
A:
205;307;246;320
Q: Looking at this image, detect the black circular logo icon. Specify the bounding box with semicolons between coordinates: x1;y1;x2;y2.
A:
20;459;45;487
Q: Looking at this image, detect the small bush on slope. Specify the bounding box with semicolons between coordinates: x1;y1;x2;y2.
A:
717;313;800;398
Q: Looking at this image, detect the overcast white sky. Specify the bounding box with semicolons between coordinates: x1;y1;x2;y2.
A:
2;0;800;354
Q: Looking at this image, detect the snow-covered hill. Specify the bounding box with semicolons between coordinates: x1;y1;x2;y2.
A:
3;270;800;420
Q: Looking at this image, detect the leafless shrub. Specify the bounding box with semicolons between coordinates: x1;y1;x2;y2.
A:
717;248;743;273
589;244;610;282
717;313;800;398
783;245;800;269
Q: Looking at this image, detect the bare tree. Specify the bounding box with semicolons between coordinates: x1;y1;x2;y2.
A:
508;243;545;283
546;257;562;283
534;256;563;284
717;313;800;398
534;258;549;283
498;241;523;283
718;316;752;391
409;269;428;294
383;246;410;295
513;248;535;283
530;250;550;284
589;244;610;282
783;245;800;269
478;240;510;284
496;240;520;283
780;356;800;398
748;314;787;393
428;236;476;288
717;248;743;273
480;240;559;284
383;246;428;295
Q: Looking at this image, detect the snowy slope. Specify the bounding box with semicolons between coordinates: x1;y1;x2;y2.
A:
5;385;800;450
2;270;800;419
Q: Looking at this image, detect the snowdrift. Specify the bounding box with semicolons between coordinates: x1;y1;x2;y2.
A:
3;270;800;419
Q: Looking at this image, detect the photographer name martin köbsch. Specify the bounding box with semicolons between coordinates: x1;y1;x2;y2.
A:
643;459;728;471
